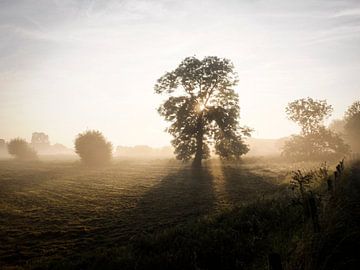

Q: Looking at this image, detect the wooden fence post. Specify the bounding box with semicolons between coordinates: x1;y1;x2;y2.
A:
268;253;283;270
327;178;333;192
333;171;338;191
308;193;320;233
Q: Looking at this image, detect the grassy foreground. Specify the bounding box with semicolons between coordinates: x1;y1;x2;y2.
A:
0;158;359;269
1;158;286;269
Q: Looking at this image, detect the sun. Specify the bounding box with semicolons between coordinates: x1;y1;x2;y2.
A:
196;102;205;112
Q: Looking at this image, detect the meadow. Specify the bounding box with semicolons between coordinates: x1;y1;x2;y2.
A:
1;158;359;269
0;158;290;268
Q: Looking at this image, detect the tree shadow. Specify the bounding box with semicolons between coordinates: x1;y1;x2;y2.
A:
105;160;281;242
217;160;280;206
125;165;216;235
53;164;217;254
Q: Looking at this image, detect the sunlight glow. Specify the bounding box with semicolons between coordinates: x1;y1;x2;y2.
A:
196;103;206;113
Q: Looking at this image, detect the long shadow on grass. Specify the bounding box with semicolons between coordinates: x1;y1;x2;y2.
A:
219;161;279;205
63;165;216;255
124;165;216;235
116;161;279;240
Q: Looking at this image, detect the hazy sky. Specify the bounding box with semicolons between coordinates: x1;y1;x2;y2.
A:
1;0;359;147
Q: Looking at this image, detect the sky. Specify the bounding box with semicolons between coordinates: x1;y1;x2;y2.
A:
0;0;359;148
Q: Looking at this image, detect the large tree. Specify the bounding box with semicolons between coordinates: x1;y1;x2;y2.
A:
155;56;251;166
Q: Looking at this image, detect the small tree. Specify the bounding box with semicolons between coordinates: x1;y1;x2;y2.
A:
344;101;360;153
7;138;38;160
74;130;112;166
283;98;349;161
155;56;251;167
31;132;50;145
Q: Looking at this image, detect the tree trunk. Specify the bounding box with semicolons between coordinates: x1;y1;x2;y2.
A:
193;114;204;167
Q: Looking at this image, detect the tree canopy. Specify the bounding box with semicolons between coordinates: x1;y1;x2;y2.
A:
286;97;333;135
344;100;360;120
31;132;50;145
155;56;251;166
31;132;50;152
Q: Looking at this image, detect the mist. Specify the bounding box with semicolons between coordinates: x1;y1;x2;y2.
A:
1;1;360;269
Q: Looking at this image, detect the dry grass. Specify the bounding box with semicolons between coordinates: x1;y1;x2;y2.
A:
0;158;291;267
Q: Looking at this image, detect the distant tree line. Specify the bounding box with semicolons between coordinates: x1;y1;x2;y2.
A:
2;132;74;161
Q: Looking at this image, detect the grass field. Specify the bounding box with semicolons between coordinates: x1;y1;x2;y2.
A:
0;158;293;268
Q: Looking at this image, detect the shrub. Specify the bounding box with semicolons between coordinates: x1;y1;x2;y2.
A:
74;130;112;166
282;127;350;161
7;138;38;160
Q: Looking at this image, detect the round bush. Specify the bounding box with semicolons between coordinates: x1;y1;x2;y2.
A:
75;130;112;166
7;138;38;160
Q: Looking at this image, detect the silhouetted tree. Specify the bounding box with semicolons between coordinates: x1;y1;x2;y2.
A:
31;132;50;145
283;98;349;161
155;56;251;166
31;132;50;152
286;97;333;135
7;138;38;160
74;130;112;166
344;101;360;152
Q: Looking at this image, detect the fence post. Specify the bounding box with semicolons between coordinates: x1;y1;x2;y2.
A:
268;253;283;270
308;193;320;233
327;178;333;192
333;171;338;191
